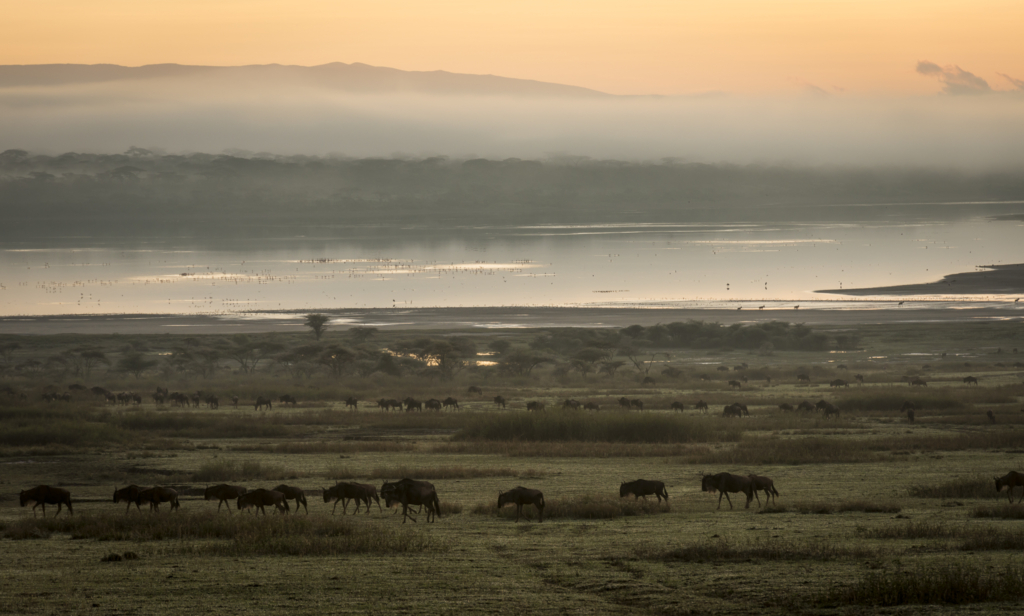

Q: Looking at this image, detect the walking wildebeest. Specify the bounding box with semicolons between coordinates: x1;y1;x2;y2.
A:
279;394;297;406
583;401;600;410
722;403;748;418
829;379;849;388
344;397;359;409
748;474;779;507
442;397;459;410
728;380;742;389
425;398;442;411
630;399;644;411
700;473;754;510
322;482;382;515
994;471;1024;503
237;489;289;515
778;403;794;412
381;478;441;523
987;410;997;423
695;399;709;413
619;479;668;503
272;484;308;514
255;396;272;411
963;376;978;386
820;402;841;419
404;397;422;412
618;397;631;409
493;395;506;409
468;386;483;395
670;401;686;411
113;485;145;513
526;401;545;412
910;378;928;387
204;484;247;513
854;374;865;384
797;374;810;383
137;486;180;512
498;487;545;522
797;400;815;413
20;485;73;517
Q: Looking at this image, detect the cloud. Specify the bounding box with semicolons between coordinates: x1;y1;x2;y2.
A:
997;73;1024;91
916;61;991;95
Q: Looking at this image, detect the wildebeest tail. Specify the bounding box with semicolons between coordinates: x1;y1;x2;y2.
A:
770;486;780;497
661;487;669;501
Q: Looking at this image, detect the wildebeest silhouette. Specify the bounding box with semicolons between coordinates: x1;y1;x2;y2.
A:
728;380;742;389
137;487;179;512
204;484;247;513
778;403;794;412
254;396;272;411
620;479;668;503
278;394;297;406
642;376;656;385
344;397;359;409
910;378;927;387
630;399;644;411
381;478;440;523
963;376;978;386
467;386;483;395
701;473;754;509
854;374;864;384
526;401;545;412
322;482;382;515
994;471;1024;503
796;400;815;413
425;398;442;411
113;485;145;514
583;401;600;410
20;485;73;517
498;487;545;522
562;399;581;410
442;397;459;410
987;410;996;423
272;484;308;514
797;374;810;383
404;397;422;412
618;397;631;409
722;403;748;418
670;401;686;411
695;399;709;413
238;489;289;515
716;366;730;372
748;474;779;507
829;379;849;388
493;395;506;409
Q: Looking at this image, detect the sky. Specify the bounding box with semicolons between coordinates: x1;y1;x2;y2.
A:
2;0;1023;96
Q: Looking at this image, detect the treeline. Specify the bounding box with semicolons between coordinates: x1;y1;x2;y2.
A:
3;149;1023;238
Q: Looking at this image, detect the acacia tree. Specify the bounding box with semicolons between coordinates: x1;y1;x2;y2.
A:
392;337;476;381
621;347;668;377
116;353;158;378
304;314;330;341
498;349;551;377
220;335;284;374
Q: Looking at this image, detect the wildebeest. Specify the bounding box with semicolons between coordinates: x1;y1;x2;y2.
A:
642;376;656;385
829;379;849;388
748;475;779;507
630;399;644;411
695;399;709;413
493;395;506;409
442;397;459;410
279;394;297;405
20;485;73;517
797;400;815;413
468;386;483;395
820;402;841;419
562;399;581;410
237;488;289;515
618;397;631;409
987;410;996;423
204;484;247;513
670;401;686;411
526;401;545;412
272;484;308;514
113;485;145;513
910;377;928;387
778;403;794;412
994;471;1024;503
344;397;359;409
901;400;920;413
619;479;668;503
728;380;742;389
137;486;180;512
907;409;915;423
716;366;730;372
498;487;545;522
254;396;272;411
425;398;442;411
963;376;978;386
583;401;600;410
854;374;865;384
404;397;422;412
796;373;810;383
381;478;441;523
700;473;754;509
322;482;382;515
722;403;748;418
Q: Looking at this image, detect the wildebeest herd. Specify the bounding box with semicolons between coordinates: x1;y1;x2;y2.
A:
18;470;1024;521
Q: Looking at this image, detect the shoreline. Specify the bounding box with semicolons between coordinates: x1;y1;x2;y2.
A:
818;263;1024;297
1;305;1022;335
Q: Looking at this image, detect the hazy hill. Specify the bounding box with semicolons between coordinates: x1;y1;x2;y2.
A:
0;62;611;97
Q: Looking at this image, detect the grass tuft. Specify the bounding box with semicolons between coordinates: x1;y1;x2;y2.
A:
822;563;1024;606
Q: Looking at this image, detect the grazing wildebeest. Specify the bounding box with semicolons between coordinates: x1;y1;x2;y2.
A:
493;395;506;409
344;397;358;409
728;380;742;389
204;484;247;513
700;473;754;510
854;374;865;384
821;402;841;419
498;487;545;522
322;482;382;515
113;485;145;513
562;399;581;410
829;379;849;388
468;386;483;395
255;396;272;411
987;410;996;423
695;399;709;413
377;398;389;411
836;364;848;370
380;478;441;523
237;489;289;515
722;403;748;418
619;479;668;503
526;401;545;412
670;401;686;411
797;400;815;413
404;397;422;412
425;398;442;411
963;376;978;386
618;397;631;410
583;401;600;410
910;378;928;387
442;397;459;410
778;403;794;412
137;486;180;512
272;484;308;514
717;366;730;372
20;485;73;517
796;373;810;383
994;471;1024;503
630;399;644;411
748;475;779;507
901;401;919;413
907;409;915;422
279;394;297;406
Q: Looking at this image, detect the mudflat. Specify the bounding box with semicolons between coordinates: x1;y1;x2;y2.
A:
819;263;1024;296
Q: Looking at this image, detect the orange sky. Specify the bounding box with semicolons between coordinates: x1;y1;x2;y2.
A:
2;0;1022;95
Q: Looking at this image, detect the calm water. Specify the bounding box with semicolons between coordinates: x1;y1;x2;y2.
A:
0;218;1021;316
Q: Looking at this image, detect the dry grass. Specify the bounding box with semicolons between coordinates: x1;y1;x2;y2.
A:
790;500;901;514
454;410;742;443
328;465;543;481
907;476;993;499
472;494;668;520
191;459;301;482
232;440;417;454
431;441;698;458
972;504;1024;519
634;537;880;562
821;563;1024;606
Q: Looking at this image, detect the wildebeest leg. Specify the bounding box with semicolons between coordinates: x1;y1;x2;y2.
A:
718;491;732;510
331;498;340;515
745;488;753;509
402;502;416;523
753;489;762;508
515;504;521;522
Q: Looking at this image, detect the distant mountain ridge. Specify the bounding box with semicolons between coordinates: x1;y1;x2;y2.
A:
0;62;611;97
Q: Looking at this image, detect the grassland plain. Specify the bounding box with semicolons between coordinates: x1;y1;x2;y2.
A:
1;319;1024;615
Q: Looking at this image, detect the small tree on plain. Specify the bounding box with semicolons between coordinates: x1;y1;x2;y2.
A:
304;314;330;341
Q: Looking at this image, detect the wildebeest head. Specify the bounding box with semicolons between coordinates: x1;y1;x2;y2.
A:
497;490;510;509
